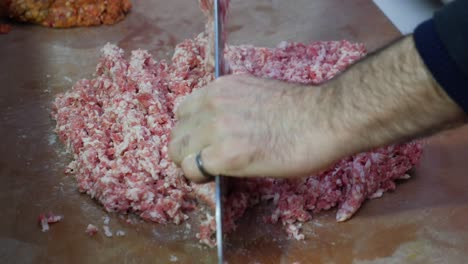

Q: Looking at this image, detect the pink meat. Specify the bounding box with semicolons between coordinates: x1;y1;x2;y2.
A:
52;19;422;246
38;212;63;232
86;224;99;236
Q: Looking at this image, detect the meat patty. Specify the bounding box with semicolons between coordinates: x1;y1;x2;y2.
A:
6;0;131;28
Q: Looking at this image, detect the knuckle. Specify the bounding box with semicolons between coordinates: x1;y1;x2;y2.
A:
220;141;249;169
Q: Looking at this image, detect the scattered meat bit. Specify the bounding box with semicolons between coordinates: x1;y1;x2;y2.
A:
103;225;113;237
6;0;132;28
196;213;216;247
86;224;99;236
191;182;216;209
169;255;179;262
52;0;423;247
38;212;63;232
47;213;64;223
0;24;11;34
38;215;50;232
115;230;126;237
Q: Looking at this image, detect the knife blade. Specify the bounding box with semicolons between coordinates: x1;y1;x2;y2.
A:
213;0;225;263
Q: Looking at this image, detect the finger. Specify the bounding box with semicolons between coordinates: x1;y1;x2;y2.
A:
175;87;207;120
181;141;254;183
169;111;215;165
181;153;213;183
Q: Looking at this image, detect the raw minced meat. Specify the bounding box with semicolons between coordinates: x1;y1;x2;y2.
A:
116;230;126;237
103;225;113;237
86;224;98;236
52;1;422;247
38;212;63;232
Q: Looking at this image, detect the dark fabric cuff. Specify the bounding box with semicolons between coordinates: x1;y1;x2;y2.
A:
413;19;468;113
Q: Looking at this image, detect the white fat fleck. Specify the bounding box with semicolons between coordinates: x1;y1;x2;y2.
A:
273;193;280;205
126;188;140;201
160;159;168;168
138;81;153;92
40;219;50;232
103;216;110;225
369;189;384;199
86;224;98;234
101;43;124;57
169;255;178;262
116;230;126;237
150;211;161;219
100;175;113;184
144;192;155;203
313;221;323;227
103;225;113;237
399;174;411;180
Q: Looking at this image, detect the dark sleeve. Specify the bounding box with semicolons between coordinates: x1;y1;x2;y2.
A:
413;0;468;113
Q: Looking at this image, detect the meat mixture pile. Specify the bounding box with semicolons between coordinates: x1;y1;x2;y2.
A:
6;0;131;28
52;1;422;247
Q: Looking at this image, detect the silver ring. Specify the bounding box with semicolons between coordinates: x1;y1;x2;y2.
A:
195;151;216;179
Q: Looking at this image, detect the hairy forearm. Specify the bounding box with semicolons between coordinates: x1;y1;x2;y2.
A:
313;36;465;157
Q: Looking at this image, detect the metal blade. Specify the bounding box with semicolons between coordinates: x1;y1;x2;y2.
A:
214;0;225;79
214;1;225;263
214;175;223;264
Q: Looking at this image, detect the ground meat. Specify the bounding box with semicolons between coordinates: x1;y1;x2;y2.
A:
230;143;421;239
53;44;194;226
190;182;216;209
85;224;98;236
103;225;113;237
6;0;131;28
116;230;126;236
38;212;63;232
52;2;422;247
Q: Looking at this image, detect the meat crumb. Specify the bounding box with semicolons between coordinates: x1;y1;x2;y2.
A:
103;225;113;237
86;224;99;236
39;216;49;232
38;213;63;232
116;230;126;237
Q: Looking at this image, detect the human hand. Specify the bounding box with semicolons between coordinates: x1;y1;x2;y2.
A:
169;74;347;183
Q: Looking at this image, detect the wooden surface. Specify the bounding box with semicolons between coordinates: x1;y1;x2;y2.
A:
1;0;468;263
